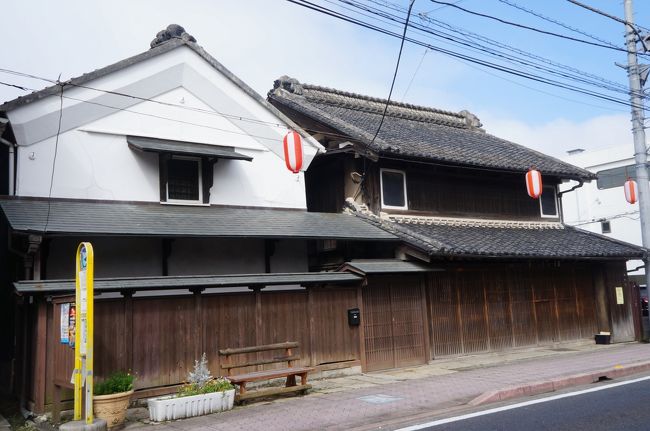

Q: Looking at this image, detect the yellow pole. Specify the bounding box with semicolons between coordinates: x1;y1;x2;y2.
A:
74;242;94;424
85;242;94;424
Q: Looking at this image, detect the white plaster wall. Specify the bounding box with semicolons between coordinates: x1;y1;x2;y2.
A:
561;146;644;274
46;237;163;279
9;46;319;209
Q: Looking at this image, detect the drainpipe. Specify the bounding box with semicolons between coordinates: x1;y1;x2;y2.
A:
557;179;584;197
0;121;16;196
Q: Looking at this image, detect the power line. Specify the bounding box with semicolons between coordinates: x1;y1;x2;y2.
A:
428;0;640;54
0;68;290;130
342;0;635;98
369;0;416;147
370;0;631;93
496;0;625;50
401;48;428;101
567;0;650;33
304;0;648;111
44;82;65;233
0;79;381;144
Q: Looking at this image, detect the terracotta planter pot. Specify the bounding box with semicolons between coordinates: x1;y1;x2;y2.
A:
93;389;134;429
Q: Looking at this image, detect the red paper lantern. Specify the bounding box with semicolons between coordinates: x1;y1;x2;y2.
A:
525;169;542;199
283;130;303;174
624;178;638;204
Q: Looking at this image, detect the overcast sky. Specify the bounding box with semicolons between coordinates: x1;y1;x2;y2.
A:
1;0;648;158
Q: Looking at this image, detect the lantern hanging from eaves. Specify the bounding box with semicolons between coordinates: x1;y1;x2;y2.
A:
525;168;542;199
283;130;303;174
624;178;638;204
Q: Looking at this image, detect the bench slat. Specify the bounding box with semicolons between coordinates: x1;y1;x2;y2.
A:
236;384;311;401
220;355;301;370
227;367;313;384
219;342;299;355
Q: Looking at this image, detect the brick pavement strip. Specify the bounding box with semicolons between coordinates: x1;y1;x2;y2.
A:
120;343;650;431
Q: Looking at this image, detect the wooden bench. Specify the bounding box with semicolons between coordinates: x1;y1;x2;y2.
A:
219;341;313;402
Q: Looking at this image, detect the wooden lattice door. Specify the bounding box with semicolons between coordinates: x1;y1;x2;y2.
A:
363;277;427;371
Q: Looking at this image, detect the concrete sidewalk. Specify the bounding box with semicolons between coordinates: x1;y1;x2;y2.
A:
118;342;650;431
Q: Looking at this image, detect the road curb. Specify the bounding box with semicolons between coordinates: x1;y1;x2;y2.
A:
468;361;650;406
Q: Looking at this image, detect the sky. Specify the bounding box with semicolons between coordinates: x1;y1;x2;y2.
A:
1;0;649;159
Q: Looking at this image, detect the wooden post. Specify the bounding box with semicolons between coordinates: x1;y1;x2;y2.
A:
307;287;316;367
255;288;263;371
33;298;47;413
356;286;367;372
420;277;431;362
123;291;134;371
192;288;204;360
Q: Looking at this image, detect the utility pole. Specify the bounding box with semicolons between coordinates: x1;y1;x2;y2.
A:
623;0;650;291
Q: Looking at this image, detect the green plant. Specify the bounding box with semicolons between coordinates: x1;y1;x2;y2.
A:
177;353;233;398
178;377;233;398
94;371;134;396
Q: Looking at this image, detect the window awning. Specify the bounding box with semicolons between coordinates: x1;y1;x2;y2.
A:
14;272;363;294
338;259;443;276
127;135;253;161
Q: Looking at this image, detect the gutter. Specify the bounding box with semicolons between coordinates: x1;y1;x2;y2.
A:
557;179;584;197
0;118;15;196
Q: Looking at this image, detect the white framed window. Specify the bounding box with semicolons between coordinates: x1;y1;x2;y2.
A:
539;185;558;218
380;168;408;210
165;156;203;204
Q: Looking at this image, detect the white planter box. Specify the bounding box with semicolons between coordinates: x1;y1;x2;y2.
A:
148;389;235;422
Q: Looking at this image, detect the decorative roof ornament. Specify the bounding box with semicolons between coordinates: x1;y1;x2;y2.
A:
150;24;196;49
272;76;304;95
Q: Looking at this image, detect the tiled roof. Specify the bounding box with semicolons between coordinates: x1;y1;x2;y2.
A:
0;197;397;241
352;212;645;259
268;77;595;181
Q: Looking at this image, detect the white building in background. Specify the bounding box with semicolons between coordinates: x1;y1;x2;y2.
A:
561;144;644;279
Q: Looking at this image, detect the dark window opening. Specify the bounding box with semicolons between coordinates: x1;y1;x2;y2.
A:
167;158;200;201
381;169;407;208
601;221;611;234
540;186;558;217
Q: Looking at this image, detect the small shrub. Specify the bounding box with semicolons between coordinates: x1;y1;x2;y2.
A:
178;353;233;398
94;371;134;396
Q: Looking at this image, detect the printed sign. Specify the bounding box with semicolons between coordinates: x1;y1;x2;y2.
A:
68;304;76;348
615;287;624;305
60;303;70;344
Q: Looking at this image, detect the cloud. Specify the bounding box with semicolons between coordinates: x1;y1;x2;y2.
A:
477;112;634;158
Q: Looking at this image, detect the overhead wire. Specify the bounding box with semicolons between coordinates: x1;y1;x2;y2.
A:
0;67;290;130
369;0;631;93
369;0;415;146
286;0;649;112
496;0;626;50
341;0;636;98
427;0;642;55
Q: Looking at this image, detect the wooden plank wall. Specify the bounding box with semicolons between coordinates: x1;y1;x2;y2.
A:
428;263;599;358
43;286;360;409
363;162;553;220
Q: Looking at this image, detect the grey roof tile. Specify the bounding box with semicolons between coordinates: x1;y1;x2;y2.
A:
268;77;595;181
0;197;397;241
367;216;646;259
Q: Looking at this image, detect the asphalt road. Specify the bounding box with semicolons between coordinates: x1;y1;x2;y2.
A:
406;377;650;431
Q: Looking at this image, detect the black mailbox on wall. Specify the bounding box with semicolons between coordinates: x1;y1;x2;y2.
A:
348;308;361;326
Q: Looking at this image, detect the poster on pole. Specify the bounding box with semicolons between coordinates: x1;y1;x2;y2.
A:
60;303;70;344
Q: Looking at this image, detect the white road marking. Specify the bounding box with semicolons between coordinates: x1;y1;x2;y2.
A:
394;375;650;430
